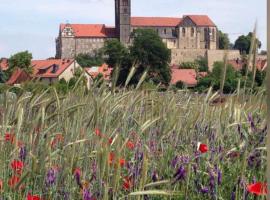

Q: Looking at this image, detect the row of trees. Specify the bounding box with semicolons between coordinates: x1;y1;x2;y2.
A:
218;31;262;54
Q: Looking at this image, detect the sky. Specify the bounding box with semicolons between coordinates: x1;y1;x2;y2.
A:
0;0;267;59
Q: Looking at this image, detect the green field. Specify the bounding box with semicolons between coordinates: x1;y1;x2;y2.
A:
0;86;266;199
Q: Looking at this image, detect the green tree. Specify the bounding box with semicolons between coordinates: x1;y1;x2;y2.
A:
234;32;262;54
196;61;241;93
130;29;171;85
103;39;128;68
218;30;230;49
76;51;104;68
8;51;33;72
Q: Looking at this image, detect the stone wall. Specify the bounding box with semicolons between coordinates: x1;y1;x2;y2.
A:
171;49;207;64
207;50;241;71
59;37;108;59
171;49;241;71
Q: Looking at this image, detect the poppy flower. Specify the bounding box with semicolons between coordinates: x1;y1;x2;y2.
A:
27;193;41;200
198;143;208;153
0;179;3;191
51;134;64;148
247;182;267;195
109;152;115;164
11;160;24;174
5;133;15;144
123;177;132;190
119;158;126;167
95;128;102;137
73;168;82;189
108;138;113;145
126;141;135;150
8;175;20;188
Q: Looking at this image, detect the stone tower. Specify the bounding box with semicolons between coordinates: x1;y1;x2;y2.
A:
115;0;131;45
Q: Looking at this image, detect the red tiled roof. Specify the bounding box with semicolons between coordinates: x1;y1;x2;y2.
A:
6;68;31;85
171;69;198;86
85;63;112;80
60;24;117;38
228;59;267;71
131;17;182;27
184;15;216;27
32;59;74;78
0;58;9;71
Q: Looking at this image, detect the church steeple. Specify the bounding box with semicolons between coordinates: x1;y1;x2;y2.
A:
115;0;131;45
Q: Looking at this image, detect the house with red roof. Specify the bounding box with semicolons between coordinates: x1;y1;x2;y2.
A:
6;59;93;87
6;68;31;85
171;67;207;87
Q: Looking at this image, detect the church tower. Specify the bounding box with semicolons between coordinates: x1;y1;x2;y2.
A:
115;0;131;45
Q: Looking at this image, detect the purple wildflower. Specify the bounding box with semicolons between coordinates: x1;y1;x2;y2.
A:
19;146;27;161
83;188;92;200
46;168;57;187
201;187;209;194
231;191;236;200
248;113;256;131
151;171;158;182
173;165;186;183
209;170;215;191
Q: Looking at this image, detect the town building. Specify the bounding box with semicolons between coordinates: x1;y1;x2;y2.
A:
56;0;218;60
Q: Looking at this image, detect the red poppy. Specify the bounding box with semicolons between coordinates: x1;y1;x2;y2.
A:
95;128;102;137
198;143;208;153
5;133;15;144
0;179;3;191
8;175;20;188
126;141;135;150
123;177;132;190
27;193;41;200
109;152;115;164
11;159;24;174
51;134;64;148
247;182;267;195
108;138;113;145
119;158;126;167
73;167;81;176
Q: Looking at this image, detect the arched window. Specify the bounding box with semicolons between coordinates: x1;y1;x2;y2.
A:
182;28;186;37
191;27;195;37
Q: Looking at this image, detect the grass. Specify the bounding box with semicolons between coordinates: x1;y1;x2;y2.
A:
0;84;266;199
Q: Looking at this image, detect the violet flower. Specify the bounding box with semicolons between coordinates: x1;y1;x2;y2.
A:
201;187;209;194
173;165;186;183
83;188;92;200
19;146;27;161
46;168;57;187
151;171;158;182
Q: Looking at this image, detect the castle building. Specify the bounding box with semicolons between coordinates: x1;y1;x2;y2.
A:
56;0;218;59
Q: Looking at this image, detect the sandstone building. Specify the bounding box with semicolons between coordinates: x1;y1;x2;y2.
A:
56;0;218;60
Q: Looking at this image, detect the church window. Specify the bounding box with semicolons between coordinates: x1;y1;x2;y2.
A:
191;27;195;37
122;0;128;6
212;28;215;40
182;28;186;37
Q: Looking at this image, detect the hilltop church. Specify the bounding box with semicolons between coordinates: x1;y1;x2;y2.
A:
56;0;240;68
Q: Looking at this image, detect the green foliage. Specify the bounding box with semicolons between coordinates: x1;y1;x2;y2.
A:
103;39;128;68
8;51;33;73
130;29;171;85
196;61;241;93
180;57;208;72
218;30;230;49
175;81;184;89
76;52;104;68
180;62;198;69
234;32;262;54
